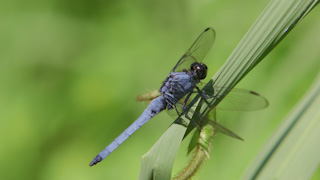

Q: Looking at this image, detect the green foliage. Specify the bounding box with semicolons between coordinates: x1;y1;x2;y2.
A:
140;0;319;179
243;73;320;179
0;0;319;180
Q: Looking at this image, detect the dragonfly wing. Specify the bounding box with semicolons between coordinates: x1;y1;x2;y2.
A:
165;85;268;128
209;119;243;141
172;27;216;72
162;86;259;140
214;88;269;111
199;85;269;111
136;90;161;102
177;101;244;141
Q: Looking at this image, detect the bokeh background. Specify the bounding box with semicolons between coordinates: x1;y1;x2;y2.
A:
1;0;319;179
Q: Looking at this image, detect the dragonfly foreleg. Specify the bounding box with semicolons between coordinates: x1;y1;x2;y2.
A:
184;112;202;132
173;103;182;116
182;92;193;113
194;85;215;106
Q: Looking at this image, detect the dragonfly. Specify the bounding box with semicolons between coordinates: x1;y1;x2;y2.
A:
89;27;268;166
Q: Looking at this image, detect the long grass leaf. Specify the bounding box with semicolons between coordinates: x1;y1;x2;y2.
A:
243;72;320;180
139;0;319;179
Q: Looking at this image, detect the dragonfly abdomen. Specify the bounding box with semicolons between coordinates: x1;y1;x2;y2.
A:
90;96;166;166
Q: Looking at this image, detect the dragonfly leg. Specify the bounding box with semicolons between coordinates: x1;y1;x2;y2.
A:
194;85;212;106
184;109;201;132
182;92;193;113
173;104;182;116
184;112;202;132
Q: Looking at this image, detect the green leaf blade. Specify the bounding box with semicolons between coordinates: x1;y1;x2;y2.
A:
243;73;320;180
139;0;319;179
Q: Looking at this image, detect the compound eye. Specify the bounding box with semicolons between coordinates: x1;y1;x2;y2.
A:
191;62;200;71
196;68;207;80
200;62;207;71
191;62;207;80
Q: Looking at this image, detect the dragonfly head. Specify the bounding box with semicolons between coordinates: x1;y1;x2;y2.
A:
191;62;207;80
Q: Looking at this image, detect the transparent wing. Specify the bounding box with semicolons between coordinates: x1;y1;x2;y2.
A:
171;27;216;72
164;86;268;139
170;100;243;140
201;85;269;111
165;86;268;120
214;88;269;111
136;90;161;103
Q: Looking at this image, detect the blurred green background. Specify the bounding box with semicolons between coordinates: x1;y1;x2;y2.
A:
0;0;319;179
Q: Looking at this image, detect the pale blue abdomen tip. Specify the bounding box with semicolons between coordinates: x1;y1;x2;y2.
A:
89;155;103;167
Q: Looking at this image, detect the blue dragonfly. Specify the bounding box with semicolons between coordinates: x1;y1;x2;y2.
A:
89;27;268;166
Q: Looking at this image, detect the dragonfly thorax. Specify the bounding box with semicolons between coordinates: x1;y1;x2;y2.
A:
160;72;197;110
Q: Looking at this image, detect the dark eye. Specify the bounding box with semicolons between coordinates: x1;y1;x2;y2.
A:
191;62;207;80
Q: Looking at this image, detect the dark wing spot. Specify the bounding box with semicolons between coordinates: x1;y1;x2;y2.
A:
249;91;260;96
